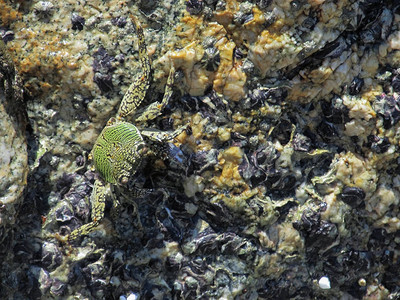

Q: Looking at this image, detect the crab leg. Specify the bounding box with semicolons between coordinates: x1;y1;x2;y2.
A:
117;15;151;120
135;66;176;123
69;179;107;241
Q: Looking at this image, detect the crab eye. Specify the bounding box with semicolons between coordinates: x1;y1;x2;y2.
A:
119;175;129;185
137;144;145;154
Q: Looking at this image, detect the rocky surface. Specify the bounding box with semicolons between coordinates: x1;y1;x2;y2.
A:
0;38;28;254
1;0;400;299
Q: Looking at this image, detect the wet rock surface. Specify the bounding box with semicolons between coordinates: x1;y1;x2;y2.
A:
0;38;28;246
1;0;400;299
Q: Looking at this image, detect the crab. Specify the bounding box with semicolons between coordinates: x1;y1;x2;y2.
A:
67;15;187;242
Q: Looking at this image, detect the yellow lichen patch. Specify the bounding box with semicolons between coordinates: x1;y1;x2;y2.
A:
213;0;238;26
217;127;231;142
0;1;21;26
248;30;296;77
175;14;204;41
189;112;207;140
173;127;189;145
214;38;247;101
181;112;214;152
214;5;265;45
306;66;334;84
186;134;214;152
168;8;255;101
169;41;211;96
7;25;92;97
335;152;378;194
345;97;376;121
207;188;260;214
219;147;243;182
169;1;299;100
362;85;383;101
242;7;267;41
232;112;253;134
211;146;245;190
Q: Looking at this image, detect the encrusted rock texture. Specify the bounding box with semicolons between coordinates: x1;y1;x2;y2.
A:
1;0;400;299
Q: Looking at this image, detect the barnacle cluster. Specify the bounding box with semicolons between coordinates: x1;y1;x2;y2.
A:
2;0;400;298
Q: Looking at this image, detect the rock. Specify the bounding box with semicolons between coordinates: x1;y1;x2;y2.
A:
0;39;28;241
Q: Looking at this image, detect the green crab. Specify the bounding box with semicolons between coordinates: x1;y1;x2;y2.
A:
68;15;186;242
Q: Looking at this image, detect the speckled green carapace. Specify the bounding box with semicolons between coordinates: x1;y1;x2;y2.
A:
92;121;145;185
67;15;187;242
